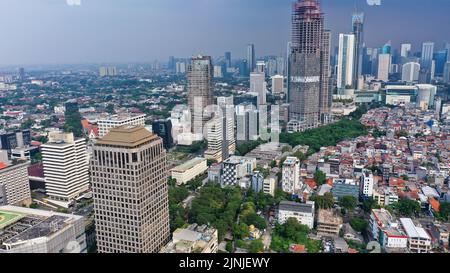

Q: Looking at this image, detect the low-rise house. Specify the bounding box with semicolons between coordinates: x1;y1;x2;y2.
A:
160;224;218;253
171;157;208;185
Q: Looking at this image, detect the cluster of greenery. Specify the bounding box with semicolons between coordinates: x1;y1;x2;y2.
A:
189;183;243;241
280;118;368;155
239;202;266;230
64;107;83;137
340;196;358;212
314;170;327;186
437;202;450;221
362;197;380;213
175;141;206;154
310;192;335;209
389;199;421;217
372;128;387;138
270;218;322;253
168;184;189;232
350;218;368;233
235;139;266;156
235;238;265;253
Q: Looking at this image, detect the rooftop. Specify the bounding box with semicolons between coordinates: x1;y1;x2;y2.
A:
279;201;314;214
171;157;206;172
96;125;159;147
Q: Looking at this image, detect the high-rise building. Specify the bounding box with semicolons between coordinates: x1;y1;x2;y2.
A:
204;115;224;163
282;157;301;194
217;96;236;158
421;42;435;70
18;67;25;82
0;130;31;150
0;161;32;206
352;11;364;87
247;44;256;74
187;55;214;136
360;169;374;198
224;52;232;68
402;62;420;83
288;0;327;130
271;75;284;94
377;54;391;81
97;113;146;138
382;42;392;54
152;119;173;149
401;43;412;58
250;72;267;106
320;30;332;123
41;131;89;203
91;126;170;253
99;66;117;77
337;33;355;92
444;62;450;83
236;104;259;141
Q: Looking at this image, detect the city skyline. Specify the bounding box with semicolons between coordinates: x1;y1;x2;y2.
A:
0;0;449;65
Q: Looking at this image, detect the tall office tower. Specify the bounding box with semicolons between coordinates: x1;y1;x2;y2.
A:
187;55;214;135
382;42;392;54
351;11;364;87
99;66;117;77
18;67;25;82
225;52;232;68
421;42;435;70
401;43;412;58
247;44;256;74
320;29;332;123
217;96;236;159
337;33;355;93
276;56;286;76
256;61;266;74
91;126;170;253
444;62;450;83
152;119;173;149
41;131;89;202
377;54;391;82
446;42;450;62
433;50;448;76
236;104;259;141
250;72;267;106
168;56;176;71
370;48;380;76
282;157;301;194
272;75;284;94
402;62;420;83
204;115;224;163
288;0;326;130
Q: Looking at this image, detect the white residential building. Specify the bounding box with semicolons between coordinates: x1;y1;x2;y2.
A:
250;72;267;106
97;113;146;138
263;175;277;197
204;116;223;163
360;169;374;198
170;157;208;185
377;54;391;82
401;62;420;83
400;218;431;253
41;131;89;204
277;201;315;229
282;157;301;194
0;206;86;253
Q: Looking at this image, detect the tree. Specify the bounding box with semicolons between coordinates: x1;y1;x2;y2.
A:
314;170;327;186
233;223;250;239
311;192;334;209
248;239;264;253
395;199;420;217
226;241;234;253
362;197;377;213
350;218;368;233
439;202;450;220
340;196;358;211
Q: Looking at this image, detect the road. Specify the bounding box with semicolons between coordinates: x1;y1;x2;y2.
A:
262;210;273;251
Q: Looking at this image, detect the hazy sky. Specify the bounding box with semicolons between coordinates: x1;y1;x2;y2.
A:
0;0;449;65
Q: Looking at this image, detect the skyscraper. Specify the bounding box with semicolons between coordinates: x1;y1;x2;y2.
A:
320;30;332;123
224;52;232;69
337;33;355;92
187;55;214;136
288;0;327;130
217;96;236;159
247;44;256;74
41;131;89;202
250;72;267;106
377;54;391;82
402;62;420;83
421;42;435;70
351;11;364;87
152;119;173;149
401;43;412;58
382;42;392;54
91;126;170;253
